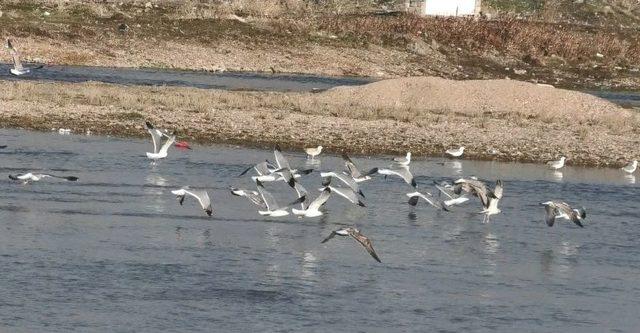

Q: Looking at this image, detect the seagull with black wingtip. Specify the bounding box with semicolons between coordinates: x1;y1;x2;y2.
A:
321;227;382;263
540;201;586;228
171;186;213;216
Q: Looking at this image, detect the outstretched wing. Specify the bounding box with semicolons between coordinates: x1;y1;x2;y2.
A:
544;204;557;227
342;153;363;178
184;188;212;216
7;39;24;71
321;231;337;243
273;145;291;170
308;187;331;211
255;180;280;211
556;202;583;227
158;135;176;155
348;229;382;263
330;186;365;207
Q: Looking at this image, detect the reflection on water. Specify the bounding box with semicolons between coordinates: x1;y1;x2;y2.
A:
552;171;564;181
624;174;636;185
0;128;638;333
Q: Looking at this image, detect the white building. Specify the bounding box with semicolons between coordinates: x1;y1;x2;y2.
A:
404;0;482;17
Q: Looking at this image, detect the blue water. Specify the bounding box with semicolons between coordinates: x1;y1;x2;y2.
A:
0;129;638;332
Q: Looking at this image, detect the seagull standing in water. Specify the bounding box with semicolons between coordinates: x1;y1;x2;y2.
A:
622;160;637;174
446;146;465;157
393;152;411;166
547;156;566;170
322;227;382;263
6;39;43;76
171;187;213;216
304;146;323;159
540;201;586;228
9;173;79;184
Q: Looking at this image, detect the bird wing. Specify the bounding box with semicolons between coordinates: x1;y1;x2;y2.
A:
491;180;504;199
273;145;291;170
379;167;416;187
434;184;455;200
147;128;163;153
348;229;382;263
342;153;364;178
321;231;338;243
256;180;279;210
544;204;557;227
158;135;176;155
330;186;365;207
308;187;331;211
406;191;441;209
183;188;212;214
7;40;24;71
333;172;363;196
556;202;583;227
254;162;272;176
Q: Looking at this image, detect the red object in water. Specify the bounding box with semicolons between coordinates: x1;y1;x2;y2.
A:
175;141;192;149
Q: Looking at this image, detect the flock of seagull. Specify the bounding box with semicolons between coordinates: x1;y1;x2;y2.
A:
4;39;637;262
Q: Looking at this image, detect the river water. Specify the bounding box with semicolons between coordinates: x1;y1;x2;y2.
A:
0;129;638;332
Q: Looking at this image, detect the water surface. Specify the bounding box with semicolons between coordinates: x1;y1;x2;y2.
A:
0;129;638;332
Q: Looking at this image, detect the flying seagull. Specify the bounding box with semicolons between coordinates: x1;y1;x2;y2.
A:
393;152;411;166
342;153;378;183
455;178;503;223
171;187;213;216
9;173;78;184
255;180;306;217
292;187;331;217
229;187;266;207
446;146;465;157
622;160;637;174
434;183;469;207
406;191;447;210
304;146;323;159
377;166;417;188
540;201;586;228
273;145;313;175
547;156;566;170
6;39;43;76
319;177;366;207
321;227;381;263
478;180;503;223
320;171;365;197
278;168;308;209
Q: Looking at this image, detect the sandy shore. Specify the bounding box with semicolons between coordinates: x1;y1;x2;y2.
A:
0;77;637;167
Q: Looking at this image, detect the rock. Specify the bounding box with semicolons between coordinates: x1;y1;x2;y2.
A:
0;10;3;18
596;53;604;58
145;2;152;8
43;11;50;16
513;69;527;75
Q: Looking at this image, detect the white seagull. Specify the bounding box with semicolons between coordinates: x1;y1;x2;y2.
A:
319;177;366;207
454;178;503;223
171;187;213;216
434;183;469;207
255;180;306;217
320;171;365;197
9;172;79;184
377;166;417;188
446;146;465;157
406;191;447;210
622;160;637;174
540;201;586;228
342;153;378;183
6;39;43;76
321;227;381;263
478;180;503;223
393;152;411;166
547;156;566;170
304;146;323;159
292;187;331;217
229;187;266;207
144;121;175;162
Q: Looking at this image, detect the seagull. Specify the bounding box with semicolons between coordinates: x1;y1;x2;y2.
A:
292;187;331;217
433;183;469;207
273;145;313;175
406;191;447;210
321;227;381;263
478;180;503;223
319;171;365;197
319;177;365;207
255;180;306;217
229;187;266;207
446;146;465;157
304;146;323;159
540;201;586;228
6;39;43;76
622;160;638;174
171;187;213;216
393;152;411;166
547;156;566;170
342;153;378;182
9;173;78;184
144;121;175;162
278;168;308;209
377;166;417;188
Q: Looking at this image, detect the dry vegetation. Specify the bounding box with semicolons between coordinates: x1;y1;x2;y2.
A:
0;79;638;166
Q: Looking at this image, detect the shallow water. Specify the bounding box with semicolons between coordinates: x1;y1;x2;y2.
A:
0;128;638;332
0;63;372;92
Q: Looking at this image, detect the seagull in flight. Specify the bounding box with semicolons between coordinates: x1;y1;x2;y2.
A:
377;166;417;188
9;172;78;184
393;152;411;166
292;187;331;217
547;156;566;170
478;180;503;223
304;146;323;159
144;121;175;162
446;146;465;157
321;227;381;263
622;160;637;174
255;180;306;217
454;178;503;223
171;187;213;216
319;177;366;207
540;201;586;228
433;182;469;207
229;187;266;207
342;153;378;183
406;191;447;210
6;39;43;76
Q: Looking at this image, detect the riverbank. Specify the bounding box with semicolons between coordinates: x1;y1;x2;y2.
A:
3;1;640;91
0;78;637;167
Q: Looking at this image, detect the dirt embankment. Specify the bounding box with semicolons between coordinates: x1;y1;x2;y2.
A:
0;77;637;167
